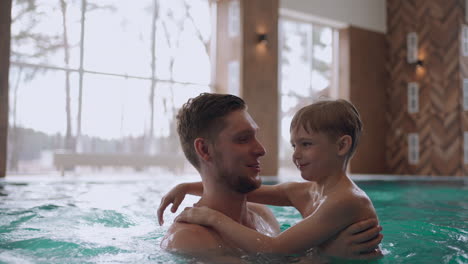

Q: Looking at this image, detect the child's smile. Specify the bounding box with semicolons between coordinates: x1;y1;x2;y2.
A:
290;126;339;182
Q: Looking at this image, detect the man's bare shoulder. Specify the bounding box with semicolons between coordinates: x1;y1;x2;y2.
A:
161;223;247;263
160;222;223;254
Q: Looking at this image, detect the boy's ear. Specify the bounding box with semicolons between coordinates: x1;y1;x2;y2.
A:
194;138;212;162
337;135;352;156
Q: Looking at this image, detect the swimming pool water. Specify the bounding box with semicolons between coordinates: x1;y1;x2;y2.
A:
364;180;467;264
0;174;467;264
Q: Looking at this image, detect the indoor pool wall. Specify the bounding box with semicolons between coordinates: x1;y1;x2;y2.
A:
0;172;467;264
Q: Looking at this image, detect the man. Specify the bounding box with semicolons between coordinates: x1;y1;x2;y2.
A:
159;93;382;262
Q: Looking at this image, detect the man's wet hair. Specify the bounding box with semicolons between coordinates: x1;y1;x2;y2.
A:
177;93;246;169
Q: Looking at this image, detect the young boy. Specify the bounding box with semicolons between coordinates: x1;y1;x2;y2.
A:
158;99;381;256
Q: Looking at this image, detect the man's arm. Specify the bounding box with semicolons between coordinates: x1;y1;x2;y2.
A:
319;218;383;260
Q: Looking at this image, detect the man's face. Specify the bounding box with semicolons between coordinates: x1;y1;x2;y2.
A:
211;109;266;193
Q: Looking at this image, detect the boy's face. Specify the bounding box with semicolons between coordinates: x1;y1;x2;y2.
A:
210;109;266;193
290;126;340;182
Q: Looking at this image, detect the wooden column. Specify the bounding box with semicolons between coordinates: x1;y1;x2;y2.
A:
339;26;389;174
214;0;279;176
0;0;12;178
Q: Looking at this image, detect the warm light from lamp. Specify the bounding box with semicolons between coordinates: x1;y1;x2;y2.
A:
416;60;425;78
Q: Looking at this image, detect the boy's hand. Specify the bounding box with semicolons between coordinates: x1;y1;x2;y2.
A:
157;184;188;225
320;218;384;259
174;206;221;227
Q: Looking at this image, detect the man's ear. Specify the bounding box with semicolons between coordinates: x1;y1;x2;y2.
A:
337;135;352;156
194;138;211;162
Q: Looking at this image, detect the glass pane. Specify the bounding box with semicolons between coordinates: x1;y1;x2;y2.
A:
280;114;294;161
8;0;214;174
84;0;152;76
312;25;332;94
81;74;150;141
7;66;79;173
280;19;312;97
279;18;334;166
11;0;81;68
154;0;211;84
9;67;79;135
313;28;332;64
151;82;210;155
152;82;210;139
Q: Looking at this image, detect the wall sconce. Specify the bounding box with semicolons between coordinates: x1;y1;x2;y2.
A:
415;59;424;68
257;33;268;45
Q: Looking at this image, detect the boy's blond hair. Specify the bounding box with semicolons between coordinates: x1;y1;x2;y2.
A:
290;99;362;163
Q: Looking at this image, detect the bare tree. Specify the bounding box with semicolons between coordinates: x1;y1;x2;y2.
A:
59;0;74;152
183;1;211;61
8;67;22;171
75;1;116;150
9;0;63;171
11;0;63;61
148;0;159;153
158;0;212;110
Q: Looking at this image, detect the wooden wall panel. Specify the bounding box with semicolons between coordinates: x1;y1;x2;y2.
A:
461;31;468;175
0;0;12;177
386;0;465;176
241;0;279;176
340;27;389;174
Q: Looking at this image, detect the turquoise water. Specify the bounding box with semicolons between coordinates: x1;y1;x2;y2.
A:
0;174;467;263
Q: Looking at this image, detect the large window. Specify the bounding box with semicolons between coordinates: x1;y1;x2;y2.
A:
8;0;212;173
279;14;337;167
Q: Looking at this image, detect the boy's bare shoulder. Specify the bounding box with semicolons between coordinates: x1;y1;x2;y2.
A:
326;183;376;221
161;222;223;253
282;181;321;216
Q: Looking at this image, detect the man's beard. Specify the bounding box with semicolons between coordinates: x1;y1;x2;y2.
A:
234;173;261;193
213;153;261;194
